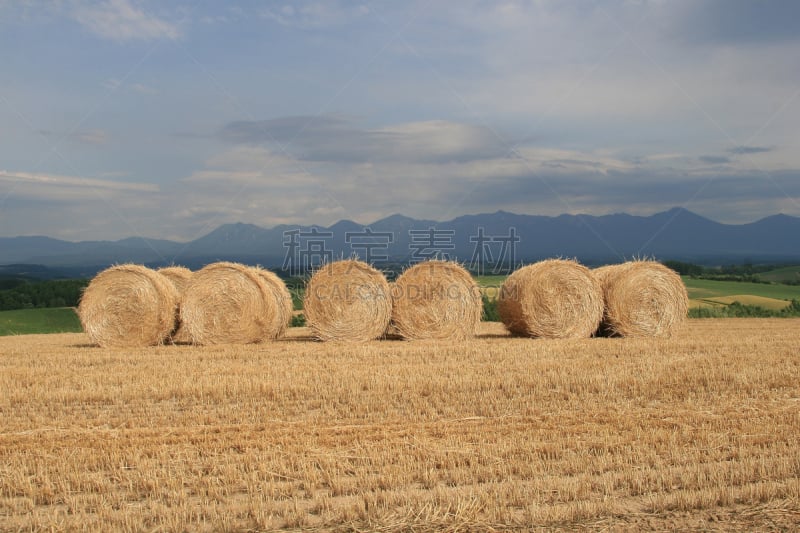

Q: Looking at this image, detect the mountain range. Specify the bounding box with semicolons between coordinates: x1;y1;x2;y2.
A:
1;207;799;278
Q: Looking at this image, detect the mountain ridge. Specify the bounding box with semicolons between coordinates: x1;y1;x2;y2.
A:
2;208;799;273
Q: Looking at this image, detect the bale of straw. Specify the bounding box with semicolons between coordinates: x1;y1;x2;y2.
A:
391;260;481;341
251;266;293;339
498;259;603;339
303;259;391;342
157;266;193;293
180;262;280;345
157;266;193;343
595;260;688;337
78;264;179;348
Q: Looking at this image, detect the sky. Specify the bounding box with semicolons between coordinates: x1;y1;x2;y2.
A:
1;0;799;241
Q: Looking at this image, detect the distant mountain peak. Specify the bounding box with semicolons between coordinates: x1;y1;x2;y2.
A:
374;213;417;223
3;208;800;268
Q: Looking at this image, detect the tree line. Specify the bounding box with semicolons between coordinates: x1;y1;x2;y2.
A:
0;279;88;311
662;261;793;283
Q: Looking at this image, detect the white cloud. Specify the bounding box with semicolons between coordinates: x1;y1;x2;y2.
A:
37;128;111;145
221;117;508;163
131;83;157;95
102;78;122;90
260;1;369;28
73;0;180;42
0;170;158;194
74;129;110;145
102;78;158;95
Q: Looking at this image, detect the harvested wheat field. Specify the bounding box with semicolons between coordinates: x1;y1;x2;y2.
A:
1;319;799;531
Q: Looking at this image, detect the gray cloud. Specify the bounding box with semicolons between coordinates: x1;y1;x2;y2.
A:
457;167;800;221
698;155;731;164
219;116;510;164
675;0;800;45
36;128;110;145
728;146;773;155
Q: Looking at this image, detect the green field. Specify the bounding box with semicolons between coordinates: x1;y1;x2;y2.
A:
758;266;800;284
0;308;83;336
474;275;507;287
683;277;800;301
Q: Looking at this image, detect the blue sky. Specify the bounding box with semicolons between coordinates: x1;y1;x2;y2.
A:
1;0;799;241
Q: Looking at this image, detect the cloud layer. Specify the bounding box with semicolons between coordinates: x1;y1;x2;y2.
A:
72;0;180;42
0;1;798;240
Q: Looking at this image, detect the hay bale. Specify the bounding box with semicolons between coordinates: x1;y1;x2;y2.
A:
157;266;193;343
595;260;688;337
251;266;293;338
78;264;179;348
303;259;391;342
498;259;603;339
180;262;280;345
157;266;193;293
391;260;481;340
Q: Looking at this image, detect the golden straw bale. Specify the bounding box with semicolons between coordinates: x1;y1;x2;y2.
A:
304;259;391;342
391;260;481;341
595;260;688;337
180;262;279;345
498;259;603;339
251;266;293;339
157;266;193;293
78;264;179;348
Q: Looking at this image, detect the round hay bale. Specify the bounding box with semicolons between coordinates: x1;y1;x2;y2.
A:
157;266;193;293
180;262;279;345
157;266;193;344
251;266;293;338
304;259;391;342
78;264;179;348
391;260;481;341
498;259;603;339
595;260;688;337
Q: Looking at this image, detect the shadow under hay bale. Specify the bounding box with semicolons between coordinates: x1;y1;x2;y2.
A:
78;264;179;348
180;262;281;345
594;260;689;338
498;259;603;339
391;260;481;341
304;259;391;342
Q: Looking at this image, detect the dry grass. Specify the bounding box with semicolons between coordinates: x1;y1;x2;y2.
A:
701;294;792;311
78;264;179;348
1;319;799;531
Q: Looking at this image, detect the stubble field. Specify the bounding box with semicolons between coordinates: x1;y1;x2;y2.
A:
1;319;799;531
